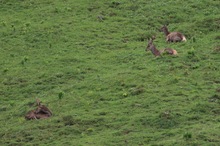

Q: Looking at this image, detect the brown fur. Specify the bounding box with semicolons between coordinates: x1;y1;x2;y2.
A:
161;48;178;55
25;99;52;120
35;98;52;116
146;37;161;57
25;110;37;120
161;25;186;42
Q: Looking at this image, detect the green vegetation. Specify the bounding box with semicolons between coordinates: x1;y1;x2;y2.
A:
0;0;220;145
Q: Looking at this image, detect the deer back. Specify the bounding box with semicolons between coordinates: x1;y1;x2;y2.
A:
151;46;161;57
167;32;186;42
163;48;178;55
35;105;52;116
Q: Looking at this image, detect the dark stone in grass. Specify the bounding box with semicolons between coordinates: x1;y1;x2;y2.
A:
215;36;220;40
62;115;76;126
183;132;192;140
129;87;145;96
0;107;7;112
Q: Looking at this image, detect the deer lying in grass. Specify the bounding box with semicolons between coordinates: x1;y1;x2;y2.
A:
25;99;52;120
161;25;186;42
146;36;162;57
146;37;178;57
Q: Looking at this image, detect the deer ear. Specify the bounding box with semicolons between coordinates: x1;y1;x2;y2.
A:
152;35;156;40
36;98;41;105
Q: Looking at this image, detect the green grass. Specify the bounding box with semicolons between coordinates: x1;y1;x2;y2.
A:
0;0;220;145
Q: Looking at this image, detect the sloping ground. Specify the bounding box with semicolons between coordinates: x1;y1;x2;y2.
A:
0;0;220;145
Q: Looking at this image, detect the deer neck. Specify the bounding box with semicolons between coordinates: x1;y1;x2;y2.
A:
150;45;157;51
163;27;170;36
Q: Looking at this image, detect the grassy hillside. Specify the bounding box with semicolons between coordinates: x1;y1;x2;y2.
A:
0;0;220;145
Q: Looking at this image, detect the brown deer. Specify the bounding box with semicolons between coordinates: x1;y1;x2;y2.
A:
25;98;52;120
146;36;162;57
161;25;186;42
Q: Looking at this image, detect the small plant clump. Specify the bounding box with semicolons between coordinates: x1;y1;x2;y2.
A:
183;132;192;140
58;91;64;100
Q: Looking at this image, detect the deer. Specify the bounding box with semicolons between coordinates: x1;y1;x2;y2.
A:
35;98;52;117
25;98;52;120
161;25;186;42
146;36;178;57
25;110;51;120
146;36;162;57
